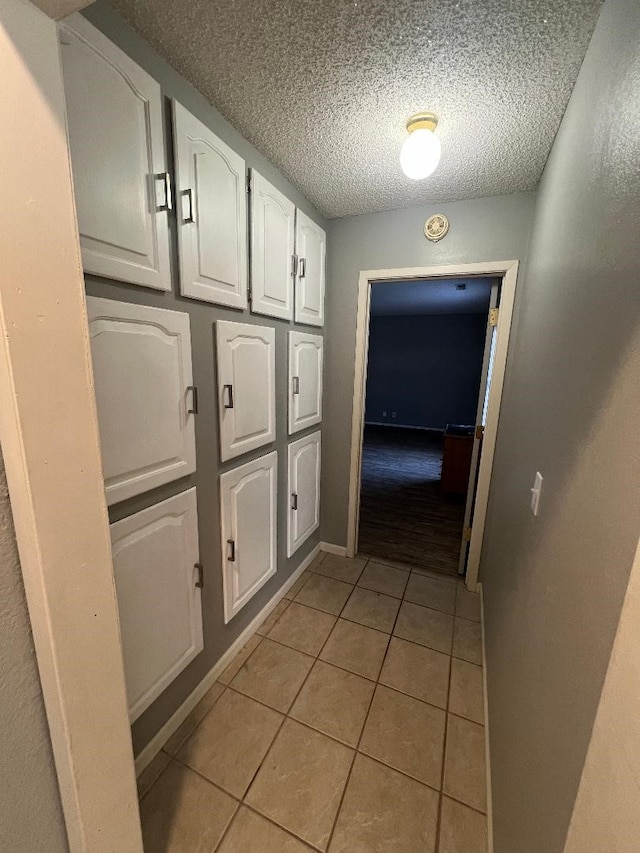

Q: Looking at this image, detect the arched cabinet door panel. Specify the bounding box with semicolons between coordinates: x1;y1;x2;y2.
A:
173;100;248;308
220;452;277;622
250;170;295;320
287;433;321;557
288;331;323;434
59;15;171;290
87;296;196;505
216;320;276;461
110;489;203;721
294;210;326;327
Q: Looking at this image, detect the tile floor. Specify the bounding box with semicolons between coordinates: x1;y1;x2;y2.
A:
138;552;487;852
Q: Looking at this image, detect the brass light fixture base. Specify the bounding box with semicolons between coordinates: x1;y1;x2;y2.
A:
406;112;438;133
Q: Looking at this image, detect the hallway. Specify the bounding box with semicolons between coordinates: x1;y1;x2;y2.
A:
359;426;466;575
138;552;486;852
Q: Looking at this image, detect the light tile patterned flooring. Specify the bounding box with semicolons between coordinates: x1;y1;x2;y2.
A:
138;552;487;852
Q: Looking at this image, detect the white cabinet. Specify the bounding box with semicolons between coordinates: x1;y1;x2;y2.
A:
287;433;321;557
288;331;323;434
250;170;295;320
59;15;171;291
87;297;196;505
295;210;326;327
220;452;277;622
173;101;248;309
110;489;203;721
216;320;276;462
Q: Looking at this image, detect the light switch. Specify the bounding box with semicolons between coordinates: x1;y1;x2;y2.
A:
530;471;543;516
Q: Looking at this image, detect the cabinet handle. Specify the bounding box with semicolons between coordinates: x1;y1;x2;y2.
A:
227;539;236;562
182;187;195;223
292;376;300;395
291;254;298;278
298;257;306;278
291;493;298;511
156;171;173;212
187;385;198;414
223;384;234;409
194;562;204;589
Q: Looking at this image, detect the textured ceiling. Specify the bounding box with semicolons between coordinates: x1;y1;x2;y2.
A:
108;0;603;218
371;278;495;316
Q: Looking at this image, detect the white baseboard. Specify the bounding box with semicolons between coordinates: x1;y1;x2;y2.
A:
478;582;494;853
320;541;348;557
364;421;444;433
134;542;322;777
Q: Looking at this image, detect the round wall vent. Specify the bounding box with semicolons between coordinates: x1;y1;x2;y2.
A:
424;214;449;242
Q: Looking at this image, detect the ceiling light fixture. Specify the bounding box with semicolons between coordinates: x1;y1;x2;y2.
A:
400;112;441;180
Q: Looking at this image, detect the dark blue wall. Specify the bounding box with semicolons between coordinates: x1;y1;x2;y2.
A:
364;313;487;430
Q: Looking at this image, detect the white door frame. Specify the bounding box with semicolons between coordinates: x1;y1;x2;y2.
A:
0;3;143;851
346;261;520;592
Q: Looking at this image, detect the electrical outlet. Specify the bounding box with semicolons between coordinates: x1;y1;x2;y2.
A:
530;472;543;516
392;412;397;418
382;410;387;417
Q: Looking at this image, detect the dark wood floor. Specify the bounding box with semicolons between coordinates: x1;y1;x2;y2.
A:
358;425;465;576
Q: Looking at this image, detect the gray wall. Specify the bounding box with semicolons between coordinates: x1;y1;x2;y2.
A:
0;450;69;853
365;313;487;429
83;1;327;755
322;191;535;545
479;0;640;850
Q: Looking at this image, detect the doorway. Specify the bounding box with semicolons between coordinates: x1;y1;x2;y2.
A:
358;276;499;576
346;261;519;591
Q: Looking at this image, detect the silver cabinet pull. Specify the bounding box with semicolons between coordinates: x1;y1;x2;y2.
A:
187;385;198;414
291;254;298;278
223;384;234;409
194;562;204;589
292;376;300;395
156;171;173;211
182;187;195;223
291;493;298;511
298;257;306;278
227;539;236;562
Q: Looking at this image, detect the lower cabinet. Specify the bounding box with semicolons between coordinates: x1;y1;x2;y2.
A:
287;432;321;557
110;489;203;721
220;451;277;623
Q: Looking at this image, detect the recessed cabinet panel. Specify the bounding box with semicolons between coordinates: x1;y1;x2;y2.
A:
220;452;277;622
110;489;203;721
287;433;321;557
173;101;248;308
288;331;323;434
59;15;171;290
250;170;295;320
87;297;196;505
294;210;326;327
216;320;276;461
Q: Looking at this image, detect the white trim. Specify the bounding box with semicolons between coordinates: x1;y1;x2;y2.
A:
320;541;348;557
0;5;142;850
364;421;445;433
346;261;520;592
479;582;494;853
135;542;321;776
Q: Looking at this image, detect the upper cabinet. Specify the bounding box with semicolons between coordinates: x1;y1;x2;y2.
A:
250;170;295;321
288;331;323;434
59;15;171;291
173;101;248;309
216;320;276;462
294;211;326;327
87;296;197;505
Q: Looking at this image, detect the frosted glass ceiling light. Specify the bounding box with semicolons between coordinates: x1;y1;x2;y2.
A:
400;112;441;180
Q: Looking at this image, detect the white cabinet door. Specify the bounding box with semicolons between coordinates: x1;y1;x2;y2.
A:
216;320;276;462
110;489;203;721
220;452;277;622
288;331;323;434
173;101;248;308
287;433;321;557
294;210;326;327
250;170;295;320
87;297;196;505
59;15;171;291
